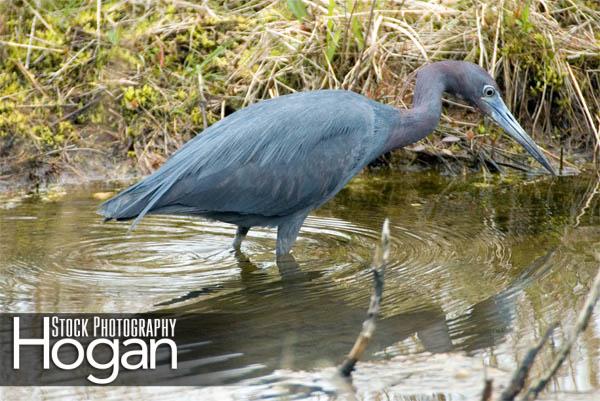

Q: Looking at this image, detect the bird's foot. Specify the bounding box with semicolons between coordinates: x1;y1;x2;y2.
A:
276;252;295;264
232;236;244;251
232;226;250;251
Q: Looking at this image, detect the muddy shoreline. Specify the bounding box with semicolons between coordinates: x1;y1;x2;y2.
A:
1;144;592;197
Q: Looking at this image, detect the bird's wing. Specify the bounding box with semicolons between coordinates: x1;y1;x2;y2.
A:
99;91;385;227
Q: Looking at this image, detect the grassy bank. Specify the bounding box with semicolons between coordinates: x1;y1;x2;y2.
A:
0;0;599;186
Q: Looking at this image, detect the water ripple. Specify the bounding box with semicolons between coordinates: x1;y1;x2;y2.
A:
0;172;598;392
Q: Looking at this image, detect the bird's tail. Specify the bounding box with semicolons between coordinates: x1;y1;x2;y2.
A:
98;181;156;222
98;181;175;231
97;167;186;231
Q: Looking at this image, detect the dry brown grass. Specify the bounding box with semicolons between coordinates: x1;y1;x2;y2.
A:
0;0;598;184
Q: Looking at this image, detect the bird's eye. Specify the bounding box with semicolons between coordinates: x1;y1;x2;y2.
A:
483;85;496;97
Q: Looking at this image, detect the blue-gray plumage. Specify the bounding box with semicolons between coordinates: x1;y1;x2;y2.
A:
99;61;555;257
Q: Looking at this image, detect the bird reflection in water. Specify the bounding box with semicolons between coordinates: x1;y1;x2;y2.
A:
149;248;554;386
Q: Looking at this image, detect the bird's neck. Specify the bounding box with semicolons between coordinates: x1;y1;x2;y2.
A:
383;66;448;153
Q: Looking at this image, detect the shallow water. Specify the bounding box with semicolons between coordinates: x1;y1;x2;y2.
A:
1;171;599;397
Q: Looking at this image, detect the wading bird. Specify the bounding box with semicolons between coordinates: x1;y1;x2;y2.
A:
99;61;555;257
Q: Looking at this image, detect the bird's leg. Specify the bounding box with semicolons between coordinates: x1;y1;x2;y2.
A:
232;226;250;250
275;253;309;282
276;214;307;259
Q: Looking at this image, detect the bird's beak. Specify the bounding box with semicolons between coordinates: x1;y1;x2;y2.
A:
482;96;556;176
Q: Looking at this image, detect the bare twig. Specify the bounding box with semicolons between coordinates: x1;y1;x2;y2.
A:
522;267;600;400
13;59;48;98
574;173;600;228
197;72;208;130
482;379;494;401
489;0;505;76
565;63;600;162
0;39;63;53
339;218;390;377
96;0;102;49
22;0;56;34
48;40;95;82
50;93;104;127
499;323;557;401
25;15;37;69
475;4;488;67
349;0;376;90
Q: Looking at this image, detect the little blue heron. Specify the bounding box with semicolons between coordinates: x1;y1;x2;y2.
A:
99;61;555;257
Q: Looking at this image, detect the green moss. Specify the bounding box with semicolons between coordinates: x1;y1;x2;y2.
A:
190;108;203;126
57;121;75;141
34;126;64;148
122;85;158;111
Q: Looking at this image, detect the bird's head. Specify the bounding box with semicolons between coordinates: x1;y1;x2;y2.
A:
441;61;556;175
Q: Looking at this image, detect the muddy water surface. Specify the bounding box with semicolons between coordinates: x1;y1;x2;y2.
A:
0;171;599;398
